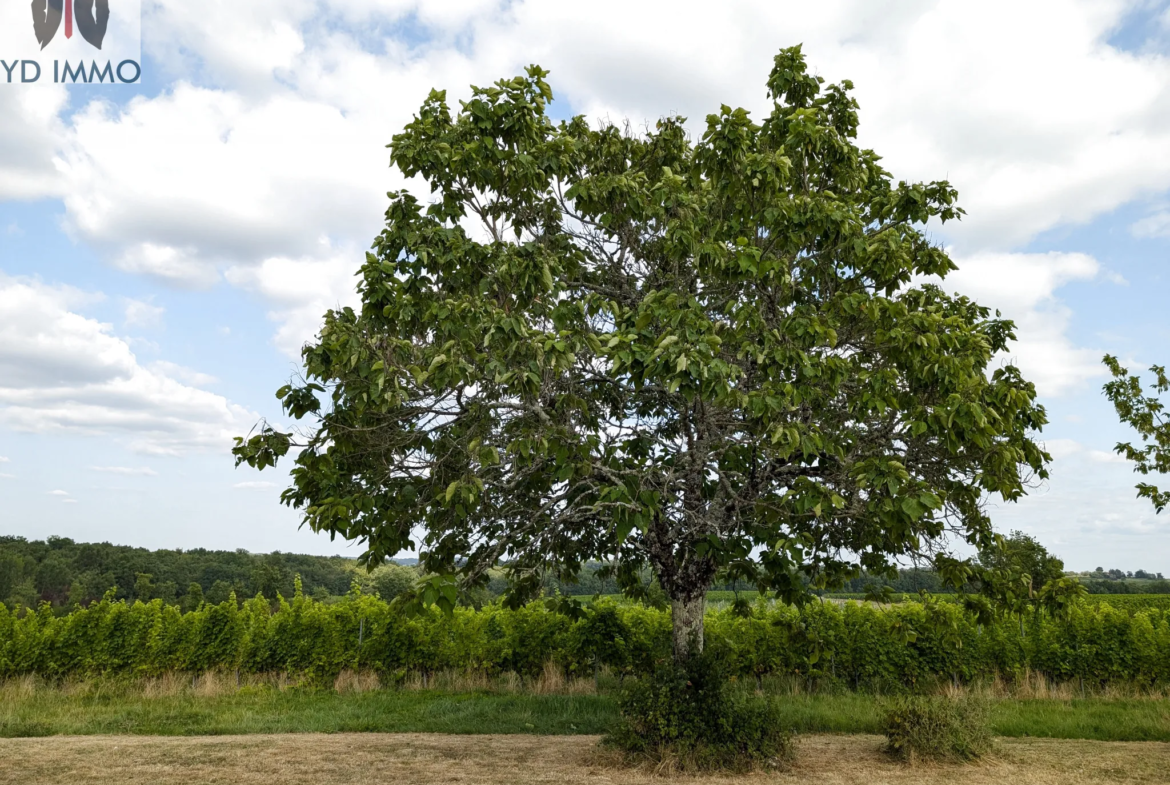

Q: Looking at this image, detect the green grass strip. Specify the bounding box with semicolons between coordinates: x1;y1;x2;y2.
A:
3;689;1169;742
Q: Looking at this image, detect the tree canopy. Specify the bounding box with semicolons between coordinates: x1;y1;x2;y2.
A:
235;46;1049;658
972;529;1083;622
977;530;1065;590
1103;355;1170;512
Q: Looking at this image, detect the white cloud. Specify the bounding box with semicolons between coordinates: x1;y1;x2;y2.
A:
224;252;361;357
0;275;256;455
148;361;218;388
484;0;1170;250
114;243;217;289
0;85;68;200
233;480;277;489
1131;208;1170;238
61;498;78;504
1044;438;1134;465
988;443;1170;570
122;298;165;330
57;84;395;288
89;466;159;476
931;251;1104;395
0;456;8;462
1043;438;1083;460
27;0;1169;357
1089;449;1129;464
145;0;317;93
48;489;69;496
941;251;1104;396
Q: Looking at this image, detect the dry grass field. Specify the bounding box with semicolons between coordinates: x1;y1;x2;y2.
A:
0;732;1167;785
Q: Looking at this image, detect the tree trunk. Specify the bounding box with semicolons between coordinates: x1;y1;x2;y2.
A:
671;594;706;662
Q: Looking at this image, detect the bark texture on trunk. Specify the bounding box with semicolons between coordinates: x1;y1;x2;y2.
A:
671;595;706;662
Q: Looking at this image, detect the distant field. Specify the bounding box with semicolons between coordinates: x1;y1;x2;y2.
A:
2;732;1169;785
571;592;1170;611
570;590;766;604
568;591;888;604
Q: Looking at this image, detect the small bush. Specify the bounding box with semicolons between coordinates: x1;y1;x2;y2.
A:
604;650;793;771
883;695;992;762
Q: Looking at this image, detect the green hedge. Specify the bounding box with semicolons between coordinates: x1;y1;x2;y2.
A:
2;585;1169;690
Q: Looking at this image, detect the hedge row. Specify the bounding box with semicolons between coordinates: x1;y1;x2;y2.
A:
2;586;1169;689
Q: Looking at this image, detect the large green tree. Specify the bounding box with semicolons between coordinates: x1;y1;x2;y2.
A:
235;47;1049;660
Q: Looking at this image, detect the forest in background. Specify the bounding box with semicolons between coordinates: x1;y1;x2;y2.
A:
1;535;1167;614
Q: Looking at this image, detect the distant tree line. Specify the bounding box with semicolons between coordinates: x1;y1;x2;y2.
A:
0;536;363;612
1065;567;1169;595
541;532;1166;599
1081;577;1170;595
3;533;1166;615
1091;568;1165;580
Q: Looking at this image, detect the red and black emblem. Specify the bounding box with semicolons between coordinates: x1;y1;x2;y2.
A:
31;0;109;50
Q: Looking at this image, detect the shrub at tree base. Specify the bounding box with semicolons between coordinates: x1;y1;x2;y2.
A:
883;695;992;763
605;651;794;771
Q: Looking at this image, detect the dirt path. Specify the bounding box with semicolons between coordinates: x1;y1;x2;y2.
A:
0;733;1166;785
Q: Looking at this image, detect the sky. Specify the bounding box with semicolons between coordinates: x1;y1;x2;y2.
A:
1;0;1170;570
